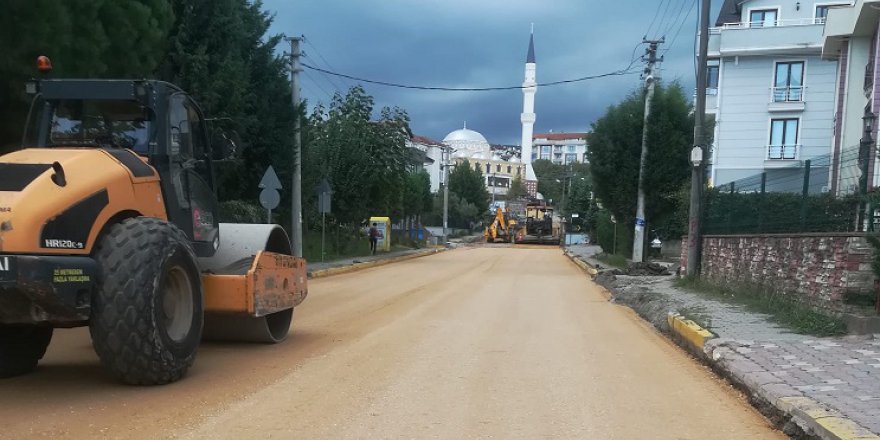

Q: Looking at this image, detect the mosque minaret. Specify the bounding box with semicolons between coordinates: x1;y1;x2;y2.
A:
520;28;538;195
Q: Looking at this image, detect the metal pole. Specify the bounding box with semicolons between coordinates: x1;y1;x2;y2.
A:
321;211;326;262
633;39;661;263
491;172;496;207
267;209;272;224
687;0;711;277
442;146;450;243
800;160;811;230
758;172;767;233
290;36;304;257
613;222;617;255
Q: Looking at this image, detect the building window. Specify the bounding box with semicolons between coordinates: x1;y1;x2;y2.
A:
749;9;778;27
816;5;845;23
485;163;490;174
707;64;719;90
769;118;799;160
507;165;512;173
496;164;501;172
517;167;522;176
566;145;576;153
474;162;480;172
565;153;578;164
773;62;804;102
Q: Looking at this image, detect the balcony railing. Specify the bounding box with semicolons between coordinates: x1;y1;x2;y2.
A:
767;144;800;160
771;86;805;102
866;63;874;93
710;17;824;33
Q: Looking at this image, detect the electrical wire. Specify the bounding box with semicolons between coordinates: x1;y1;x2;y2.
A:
303;37;349;91
303;70;335;100
300;62;639;92
662;0;698;57
645;0;669;38
654;0;676;38
665;0;692;36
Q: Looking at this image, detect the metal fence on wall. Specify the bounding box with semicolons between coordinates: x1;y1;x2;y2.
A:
703;148;876;235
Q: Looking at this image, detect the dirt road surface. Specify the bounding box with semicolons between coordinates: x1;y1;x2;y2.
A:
0;247;783;439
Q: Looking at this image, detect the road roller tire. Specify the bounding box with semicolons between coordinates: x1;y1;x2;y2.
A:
90;218;203;385
0;325;53;378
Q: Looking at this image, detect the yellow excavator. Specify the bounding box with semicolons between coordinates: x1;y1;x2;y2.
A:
484;207;518;243
0;58;307;385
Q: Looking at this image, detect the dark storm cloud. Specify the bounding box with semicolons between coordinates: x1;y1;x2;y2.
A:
264;0;724;144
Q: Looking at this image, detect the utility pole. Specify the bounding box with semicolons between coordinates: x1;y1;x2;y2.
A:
632;38;663;262
687;0;711;276
289;36;304;257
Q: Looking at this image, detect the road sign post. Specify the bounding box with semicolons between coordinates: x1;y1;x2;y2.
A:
316;179;333;262
259;166;282;224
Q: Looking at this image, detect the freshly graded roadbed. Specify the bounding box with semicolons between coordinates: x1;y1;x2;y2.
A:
0;247;782;439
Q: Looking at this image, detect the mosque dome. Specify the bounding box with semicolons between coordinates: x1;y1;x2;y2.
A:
491;153;502;161
453;150;468;159
443;127;488;144
472;152;488;160
510;156;521;163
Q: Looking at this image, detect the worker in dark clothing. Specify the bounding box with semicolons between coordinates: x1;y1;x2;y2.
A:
369;223;379;255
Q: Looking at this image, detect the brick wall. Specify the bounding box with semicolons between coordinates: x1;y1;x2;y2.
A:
681;234;875;312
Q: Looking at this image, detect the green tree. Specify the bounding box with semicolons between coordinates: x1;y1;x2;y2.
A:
507;176;528;200
427;192;479;230
0;0;173;151
532;159;591;213
449;159;489;211
587;82;692;241
403;170;433;219
304;87;411;226
159;0;295;207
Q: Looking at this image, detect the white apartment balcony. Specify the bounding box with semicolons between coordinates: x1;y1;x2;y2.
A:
767;144;801;161
768;86;806;112
709;18;825;56
693;87;719;113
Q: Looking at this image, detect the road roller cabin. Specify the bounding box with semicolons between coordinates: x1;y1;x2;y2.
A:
0;60;307;385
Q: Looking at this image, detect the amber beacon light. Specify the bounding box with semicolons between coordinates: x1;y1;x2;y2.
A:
36;56;52;73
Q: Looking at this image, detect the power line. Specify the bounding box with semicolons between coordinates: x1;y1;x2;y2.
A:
654;0;676;38
303;70;335;100
663;0;698;57
645;0;669;38
300;62;639;92
303;54;346;94
302;38;349;91
663;0;688;36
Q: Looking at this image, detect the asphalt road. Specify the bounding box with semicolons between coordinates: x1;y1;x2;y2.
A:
0;246;783;439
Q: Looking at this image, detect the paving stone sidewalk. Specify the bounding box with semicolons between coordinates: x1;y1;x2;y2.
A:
566;244;880;437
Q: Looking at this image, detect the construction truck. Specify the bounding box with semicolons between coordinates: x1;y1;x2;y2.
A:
520;202;561;245
0;58;307;385
484;207;517;243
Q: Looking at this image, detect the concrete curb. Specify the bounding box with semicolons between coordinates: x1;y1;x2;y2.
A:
565;251;880;440
562;250;612;302
666;313;715;354
308;248;446;279
563;250;598;276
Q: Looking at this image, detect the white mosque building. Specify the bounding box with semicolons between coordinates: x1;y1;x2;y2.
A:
442;124;524;205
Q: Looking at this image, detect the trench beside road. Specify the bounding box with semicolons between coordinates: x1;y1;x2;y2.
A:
0;247;783;439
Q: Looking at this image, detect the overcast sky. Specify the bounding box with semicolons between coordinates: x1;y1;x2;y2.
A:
263;0;725;145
